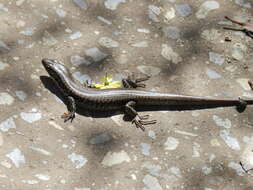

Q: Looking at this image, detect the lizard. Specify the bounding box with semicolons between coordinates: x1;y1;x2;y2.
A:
42;58;252;131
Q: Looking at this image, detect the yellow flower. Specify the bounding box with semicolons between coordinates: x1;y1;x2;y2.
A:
92;73;121;89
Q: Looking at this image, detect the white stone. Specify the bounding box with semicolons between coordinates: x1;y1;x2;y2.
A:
20;109;42;123
6;148;25;168
164;7;175;21
97;16;112;25
73;0;88;9
137;65;161;76
68;153;87;169
101;150;130;167
22;180;39;185
131;41;148;47
201;29;221;42
220;130;240;151
137;28;150;33
143;162;161;177
175;4;192;17
142;174;163;190
232;43;247;61
161;44;182;64
174;129;198;137
74;188;91;190
212;115;231;129
16;0;26;6
196;1;220;19
35;174;50;181
206;68;221;79
0;117;16;132
56;8;66;17
209;52;224;65
148;5;161;22
15;91;27;101
70;31;82;40
202;166;212;175
192;142;201;157
169;167;182;178
48;121;64;130
162;26;180;40
141;143;151;156
104;0;126;10
0;61;9;70
0;92;14;105
164;137;179;150
29;146;52;156
148;130;156;139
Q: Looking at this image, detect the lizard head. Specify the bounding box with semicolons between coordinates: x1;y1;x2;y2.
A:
42;58;70;80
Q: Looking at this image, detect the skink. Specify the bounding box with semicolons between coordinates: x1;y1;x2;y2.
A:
42;58;252;131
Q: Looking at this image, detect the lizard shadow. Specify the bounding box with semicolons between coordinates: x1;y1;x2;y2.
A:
40;75;244;122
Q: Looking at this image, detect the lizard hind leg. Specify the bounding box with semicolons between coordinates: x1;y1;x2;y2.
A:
236;97;247;113
125;101;157;131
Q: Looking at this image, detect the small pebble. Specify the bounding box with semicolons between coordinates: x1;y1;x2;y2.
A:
209;52;224;65
164;137;179;150
97;16;112;25
6;148;25;168
68;153;87;169
131;41;148;48
206;68;222;79
70;31;82;40
101;150;130;167
73;0;88;9
104;0;126;10
0;92;14;105
137;65;161;76
220;130;240;151
196;1;220;19
175;4;192;17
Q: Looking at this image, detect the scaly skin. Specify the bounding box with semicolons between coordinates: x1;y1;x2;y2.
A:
42;58;252;131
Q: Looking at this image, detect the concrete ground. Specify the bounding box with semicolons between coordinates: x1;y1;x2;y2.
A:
1;0;253;189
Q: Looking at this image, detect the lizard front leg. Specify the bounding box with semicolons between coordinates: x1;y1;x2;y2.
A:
122;75;150;88
125;101;156;131
61;96;76;122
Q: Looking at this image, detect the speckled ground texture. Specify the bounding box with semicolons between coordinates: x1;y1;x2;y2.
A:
1;0;253;190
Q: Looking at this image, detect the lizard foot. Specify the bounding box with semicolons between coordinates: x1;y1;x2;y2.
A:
61;112;75;122
131;115;157;131
122;75;150;88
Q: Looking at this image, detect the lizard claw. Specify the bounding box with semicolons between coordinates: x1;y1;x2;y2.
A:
131;115;157;131
61;112;75;122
